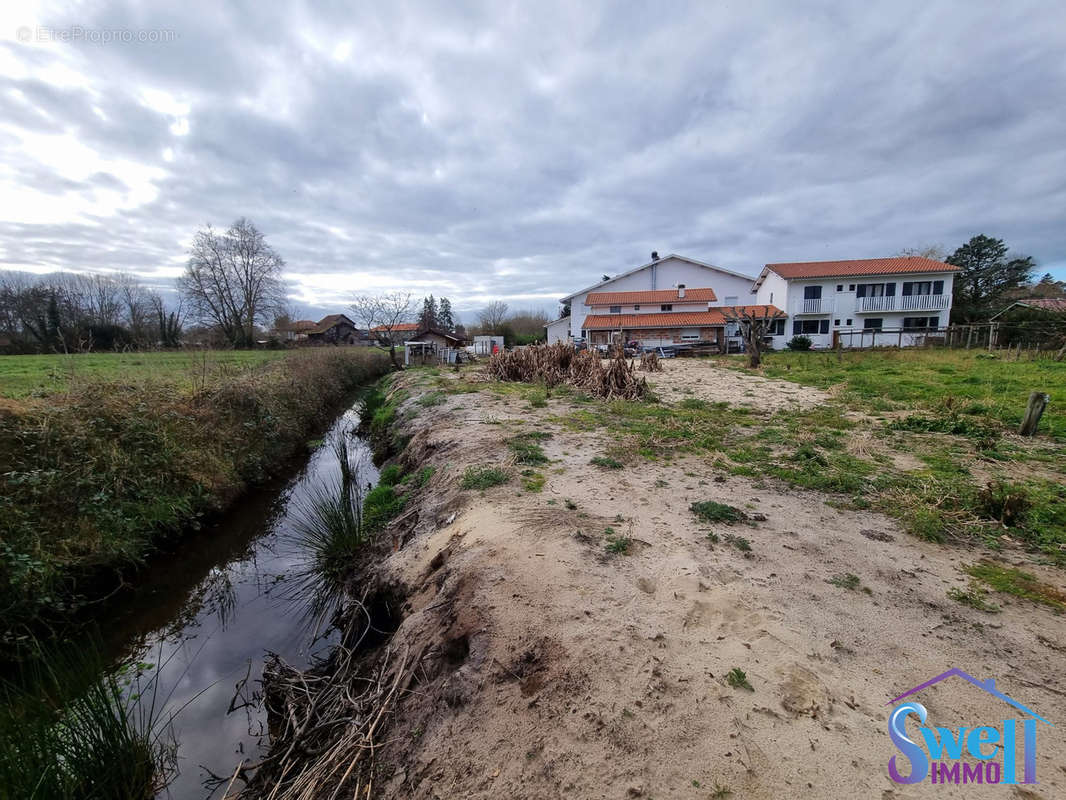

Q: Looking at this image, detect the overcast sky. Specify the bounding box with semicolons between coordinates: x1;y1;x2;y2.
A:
1;1;1064;321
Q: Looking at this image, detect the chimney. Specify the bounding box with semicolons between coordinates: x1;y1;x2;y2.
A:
678;283;686;299
651;251;659;261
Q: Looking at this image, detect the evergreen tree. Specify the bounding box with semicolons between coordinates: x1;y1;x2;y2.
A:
419;295;439;329
438;297;454;330
946;235;1034;322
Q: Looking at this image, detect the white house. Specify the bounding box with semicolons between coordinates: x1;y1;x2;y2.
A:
752;256;960;349
553;253;759;345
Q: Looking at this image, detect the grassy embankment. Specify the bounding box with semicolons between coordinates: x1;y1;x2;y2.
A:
0;348;391;650
418;350;1066;568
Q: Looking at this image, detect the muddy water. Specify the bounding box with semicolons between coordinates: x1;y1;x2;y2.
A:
103;403;377;800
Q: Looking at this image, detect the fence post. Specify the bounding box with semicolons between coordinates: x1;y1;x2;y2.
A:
1019;392;1050;436
966;326;974;349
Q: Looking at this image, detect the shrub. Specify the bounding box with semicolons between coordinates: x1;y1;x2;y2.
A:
786;335;812;351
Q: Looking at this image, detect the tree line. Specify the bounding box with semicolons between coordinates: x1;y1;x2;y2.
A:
0;270;182;354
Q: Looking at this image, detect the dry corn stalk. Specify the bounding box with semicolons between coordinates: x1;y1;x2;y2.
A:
486;343;647;400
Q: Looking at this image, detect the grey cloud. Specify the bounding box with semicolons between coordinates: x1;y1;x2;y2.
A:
1;0;1065;319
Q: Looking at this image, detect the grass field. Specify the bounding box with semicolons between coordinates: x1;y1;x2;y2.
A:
0;350;288;398
742;349;1066;441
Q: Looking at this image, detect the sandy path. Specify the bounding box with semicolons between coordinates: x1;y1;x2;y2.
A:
647;359;828;411
367;373;1066;799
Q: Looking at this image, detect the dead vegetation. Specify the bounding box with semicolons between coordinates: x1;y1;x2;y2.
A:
638;350;663;372
486;342;648;400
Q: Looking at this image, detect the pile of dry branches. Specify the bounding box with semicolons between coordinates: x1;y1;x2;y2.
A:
229;602;419;800
638;351;662;372
486;343;647;400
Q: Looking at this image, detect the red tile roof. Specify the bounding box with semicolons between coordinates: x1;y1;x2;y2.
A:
582;305;783;329
1009;298;1066;313
766;256;958;279
371;322;419;332
584;287;717;306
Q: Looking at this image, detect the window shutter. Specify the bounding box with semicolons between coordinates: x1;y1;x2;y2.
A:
819;319;830;334
885;283;896;297
902;282;913;296
793;321;802;336
933;280;944;295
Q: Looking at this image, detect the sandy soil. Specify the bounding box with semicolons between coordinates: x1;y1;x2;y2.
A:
364;363;1066;799
646;358;828;411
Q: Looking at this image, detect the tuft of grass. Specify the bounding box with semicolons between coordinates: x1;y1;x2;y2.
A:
0;642;176;800
461;465;510;490
590;456;623;469
507;432;550;465
520;469;546;492
965;561;1066;610
528;390;548;408
826;573;861;590
604;528;631;555
723;533;752;553
416;391;446;407
947;582;1001;613
725;667;753;691
691;501;747;523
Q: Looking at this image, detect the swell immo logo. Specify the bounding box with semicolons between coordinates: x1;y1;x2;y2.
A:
888;668;1052;786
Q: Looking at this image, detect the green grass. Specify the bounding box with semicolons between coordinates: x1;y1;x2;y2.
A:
604;528;631;555
744;349;1066;441
507;432;550;465
947;582;1001;613
965;562;1066;610
0;641;175;799
690;501;746;523
1;348;391;652
0;349;287;398
589;456;623;469
461;465;510;490
826;573;861;590
520;469;545;492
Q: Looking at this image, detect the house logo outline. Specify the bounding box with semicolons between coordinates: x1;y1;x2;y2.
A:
887;667;1052;726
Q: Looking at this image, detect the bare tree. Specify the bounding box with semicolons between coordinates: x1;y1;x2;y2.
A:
897;244;947;261
477;300;509;333
177;218;285;347
351;291;414;369
148;291;184;348
724;305;786;368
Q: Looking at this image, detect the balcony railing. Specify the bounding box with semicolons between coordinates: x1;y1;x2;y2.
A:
898;294;949;311
854;295;948;312
790;298;833;315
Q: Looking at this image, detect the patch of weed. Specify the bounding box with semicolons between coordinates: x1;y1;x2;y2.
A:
461;465;510;490
690;501;746;523
725;667;753;691
590;456;623;469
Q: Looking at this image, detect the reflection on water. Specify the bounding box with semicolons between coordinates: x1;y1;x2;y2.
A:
103;405;377;800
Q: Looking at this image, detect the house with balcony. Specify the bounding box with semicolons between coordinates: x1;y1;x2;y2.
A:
551;252;759;345
752;256;960;349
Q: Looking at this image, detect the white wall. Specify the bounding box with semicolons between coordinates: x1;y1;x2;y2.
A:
545;317;570;344
565;257;756;338
764;270;957;350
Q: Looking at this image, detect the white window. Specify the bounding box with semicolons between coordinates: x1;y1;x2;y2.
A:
724;295;738;305
680;329;700;341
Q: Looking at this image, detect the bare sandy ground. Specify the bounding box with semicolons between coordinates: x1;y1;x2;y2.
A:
647;358;828;411
366;363;1066;799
